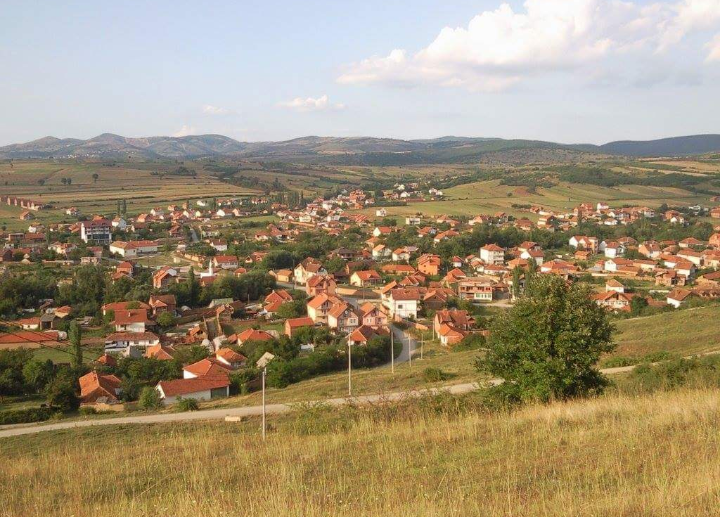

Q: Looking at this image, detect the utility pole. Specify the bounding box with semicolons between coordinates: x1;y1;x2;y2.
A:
391;329;395;374
408;331;412;368
262;366;267;441
347;342;352;396
421;331;424;360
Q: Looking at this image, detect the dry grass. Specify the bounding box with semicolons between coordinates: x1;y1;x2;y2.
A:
3;388;720;516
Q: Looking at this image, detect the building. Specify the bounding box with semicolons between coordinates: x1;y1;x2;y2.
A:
109;240;158;258
327;303;359;333
156;377;230;405
104;331;160;353
111;309;152;333
480;244;505;265
307;293;343;324
79;372;122;404
80;219;112;244
285;316;315;337
457;277;495;302
383;288;420;319
350;270;382;287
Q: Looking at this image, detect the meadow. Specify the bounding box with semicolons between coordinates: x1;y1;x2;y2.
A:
3;388;720;516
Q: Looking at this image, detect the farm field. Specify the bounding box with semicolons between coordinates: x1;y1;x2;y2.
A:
3;387;720;516
0;160;257;231
357;179;713;220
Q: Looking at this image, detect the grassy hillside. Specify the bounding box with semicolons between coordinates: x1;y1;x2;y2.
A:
612;305;720;359
3;388;720;516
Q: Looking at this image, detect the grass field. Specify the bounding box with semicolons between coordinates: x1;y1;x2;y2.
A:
611;305;720;359
3;388;720;516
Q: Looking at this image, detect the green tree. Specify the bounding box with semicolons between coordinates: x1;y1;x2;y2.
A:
45;374;80;412
92;173;99;183
138;386;162;410
187;267;200;307
478;275;615;403
69;321;83;370
22;359;55;393
156;311;177;329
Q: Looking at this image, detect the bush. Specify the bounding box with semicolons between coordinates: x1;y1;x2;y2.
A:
0;407;54;425
138;386;163;410
423;367;451;382
176;398;199;412
78;406;96;416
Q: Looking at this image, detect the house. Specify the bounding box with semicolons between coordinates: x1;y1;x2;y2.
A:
112;309;152;333
373;226;393;238
359;302;388;328
183;358;233;380
350;270;382;287
156;377;230;405
328;303;359;333
384;288;421;319
145;343;176;360
436;323;468;346
237;328;274;345
372;244;391;260
417;254;442;276
264;289;293;315
307;293;343;324
433;309;475;338
212;255;239;270
667;288;694;308
80;219;112;244
109;240;158;258
306;275;337;297
592;291;635;312
79;372;122;404
104;331;160;353
152;266;178;289
479;244;505;265
285;316;315;337
149;294;177;316
457;277;495;302
215;348;247;369
347;325;389;346
294;258;327;285
272;269;293;283
209;239;228;252
605;279;626;293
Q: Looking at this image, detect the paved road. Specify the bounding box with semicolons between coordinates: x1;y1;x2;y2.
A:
0;383;479;438
4;352;717;439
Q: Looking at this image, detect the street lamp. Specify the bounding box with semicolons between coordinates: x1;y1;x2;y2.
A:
347;341;353;397
262;366;267;441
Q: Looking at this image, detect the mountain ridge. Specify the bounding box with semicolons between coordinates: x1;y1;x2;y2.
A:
1;133;719;162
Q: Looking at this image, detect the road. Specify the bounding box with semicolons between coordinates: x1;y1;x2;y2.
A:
0;383;479;438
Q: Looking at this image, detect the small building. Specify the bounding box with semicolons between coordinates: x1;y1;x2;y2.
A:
156;377;230;405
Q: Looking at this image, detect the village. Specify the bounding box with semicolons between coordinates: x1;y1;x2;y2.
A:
1;184;720;412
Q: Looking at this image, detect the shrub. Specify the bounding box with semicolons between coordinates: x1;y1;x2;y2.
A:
423;367;451;382
0;407;54;425
176;398;199;412
138;386;163;410
78;406;96;416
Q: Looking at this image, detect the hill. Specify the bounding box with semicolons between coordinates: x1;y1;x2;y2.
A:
599;134;720;157
3;388;720;516
2;133;720;162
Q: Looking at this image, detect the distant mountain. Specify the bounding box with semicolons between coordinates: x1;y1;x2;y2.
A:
597;134;720;157
1;133;718;162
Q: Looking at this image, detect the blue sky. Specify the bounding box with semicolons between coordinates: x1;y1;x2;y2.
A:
1;0;719;146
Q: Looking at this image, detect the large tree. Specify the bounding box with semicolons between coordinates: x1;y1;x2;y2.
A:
478;274;615;403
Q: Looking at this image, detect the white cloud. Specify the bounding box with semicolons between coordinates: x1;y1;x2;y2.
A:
172;125;197;137
338;0;720;92
706;32;720;61
202;104;230;115
277;95;346;112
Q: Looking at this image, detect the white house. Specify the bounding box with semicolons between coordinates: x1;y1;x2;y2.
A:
479;244;505;265
383;289;420;319
156;377;230;405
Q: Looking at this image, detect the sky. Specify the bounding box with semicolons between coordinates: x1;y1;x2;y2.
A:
1;0;720;146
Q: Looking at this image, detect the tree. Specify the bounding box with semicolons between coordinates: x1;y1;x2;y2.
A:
92;173;99;183
478;275;615;403
45;374;80;412
138;386;162;410
187;267;200;307
69;321;83;370
22;359;55;393
156;311;177;329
